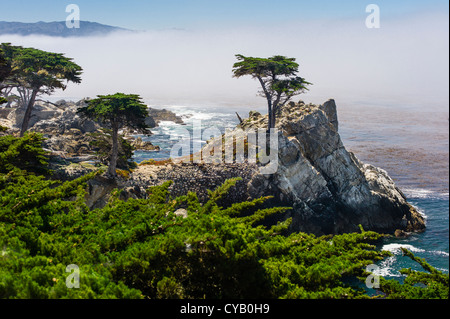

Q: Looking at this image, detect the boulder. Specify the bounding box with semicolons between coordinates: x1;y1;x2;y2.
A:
147;108;184;126
131;137;160;151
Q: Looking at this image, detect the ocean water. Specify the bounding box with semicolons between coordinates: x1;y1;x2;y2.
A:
133;105;238;162
338;101;449;278
132;101;449;278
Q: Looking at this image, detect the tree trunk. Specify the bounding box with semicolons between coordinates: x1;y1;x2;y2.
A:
266;103;276;155
108;123;119;178
267;102;273;131
20;89;38;137
270;109;276;130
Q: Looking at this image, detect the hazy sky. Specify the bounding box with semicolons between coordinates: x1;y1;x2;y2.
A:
0;0;448;111
0;0;448;30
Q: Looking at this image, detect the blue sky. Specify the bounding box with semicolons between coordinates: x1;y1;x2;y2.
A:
0;0;448;30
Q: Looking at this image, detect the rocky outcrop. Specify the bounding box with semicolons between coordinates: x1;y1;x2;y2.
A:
127;161;258;204
237;99;425;235
147;108;184;127
130;137;161;151
0;99;180;157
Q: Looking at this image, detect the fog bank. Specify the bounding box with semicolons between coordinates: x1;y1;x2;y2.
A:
1;12;448;111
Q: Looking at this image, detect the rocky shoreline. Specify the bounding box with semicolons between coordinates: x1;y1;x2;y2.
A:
0;98;426;236
0;99;181;157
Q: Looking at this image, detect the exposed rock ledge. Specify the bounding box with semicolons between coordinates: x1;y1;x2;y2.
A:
83;99;425;236
0;99;179;156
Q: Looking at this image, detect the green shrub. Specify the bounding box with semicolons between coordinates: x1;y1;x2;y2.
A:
0;132;49;174
0;168;447;299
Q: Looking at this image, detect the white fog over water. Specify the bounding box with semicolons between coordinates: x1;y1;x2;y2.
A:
1;12;448;111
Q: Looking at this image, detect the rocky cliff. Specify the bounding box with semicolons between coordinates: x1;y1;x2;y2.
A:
235;100;425;235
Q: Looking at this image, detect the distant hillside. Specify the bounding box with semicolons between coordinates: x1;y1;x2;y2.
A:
0;21;131;37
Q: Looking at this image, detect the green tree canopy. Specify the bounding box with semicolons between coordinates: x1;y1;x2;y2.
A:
77;93;149;177
0;47;10;83
0;47;10;105
0;43;82;136
233;54;311;129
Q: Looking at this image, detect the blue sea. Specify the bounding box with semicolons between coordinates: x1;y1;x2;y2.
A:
132;101;449;279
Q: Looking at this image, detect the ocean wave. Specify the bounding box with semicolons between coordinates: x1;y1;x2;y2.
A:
382;243;449;258
183;112;215;121
430;250;450;257
157;120;179;127
402;188;449;200
153;104;234;122
382;244;426;254
375;256;403;278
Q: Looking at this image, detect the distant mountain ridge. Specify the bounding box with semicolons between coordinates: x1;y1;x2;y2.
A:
0;21;131;37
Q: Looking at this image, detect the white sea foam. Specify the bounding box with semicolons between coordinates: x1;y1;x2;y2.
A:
402;188;449;200
382;243;449;258
157;120;178;128
375;256;403;278
430;250;450;257
186;112;215;121
382;244;426;254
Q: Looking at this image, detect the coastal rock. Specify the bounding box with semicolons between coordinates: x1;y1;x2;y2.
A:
127;161;257;205
49;160;99;181
174;208;188;218
240;99;425;235
0;99;179;159
131;137;160;151
147;108;184;127
85;175;120;209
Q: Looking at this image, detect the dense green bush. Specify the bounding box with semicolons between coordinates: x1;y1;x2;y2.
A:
0;132;49;174
0;134;448;299
0;172;447;299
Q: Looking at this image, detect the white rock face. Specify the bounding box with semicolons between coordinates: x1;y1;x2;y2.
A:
236;99;425;235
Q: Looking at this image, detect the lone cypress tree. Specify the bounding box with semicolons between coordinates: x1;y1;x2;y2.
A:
77;93;149;177
233;54;311;130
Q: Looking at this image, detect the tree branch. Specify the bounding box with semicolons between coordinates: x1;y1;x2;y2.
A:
256;75;272;103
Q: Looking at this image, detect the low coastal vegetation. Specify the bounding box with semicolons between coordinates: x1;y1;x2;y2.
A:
139;158;173;167
0;133;448;299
